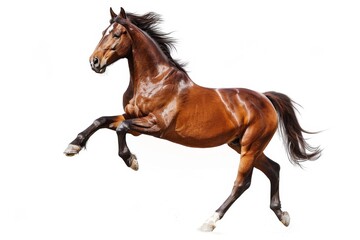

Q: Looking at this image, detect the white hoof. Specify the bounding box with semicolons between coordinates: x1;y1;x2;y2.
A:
200;222;216;232
199;212;220;232
64;144;82;156
280;211;290;227
129;155;139;171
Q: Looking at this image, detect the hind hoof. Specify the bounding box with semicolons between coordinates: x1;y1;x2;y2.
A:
64;144;82;156
199;212;220;232
280;211;290;226
199;222;216;232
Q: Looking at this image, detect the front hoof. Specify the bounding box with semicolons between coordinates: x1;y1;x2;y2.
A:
64;144;82;156
280;211;290;227
128;154;139;171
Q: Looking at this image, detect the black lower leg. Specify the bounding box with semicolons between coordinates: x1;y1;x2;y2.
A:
116;122;133;167
70;116;120;147
265;157;284;220
257;156;289;225
215;171;253;219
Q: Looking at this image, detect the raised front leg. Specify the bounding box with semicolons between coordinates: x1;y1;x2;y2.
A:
64;115;126;156
116;114;161;171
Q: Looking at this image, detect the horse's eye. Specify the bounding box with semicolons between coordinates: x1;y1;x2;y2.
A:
113;32;121;38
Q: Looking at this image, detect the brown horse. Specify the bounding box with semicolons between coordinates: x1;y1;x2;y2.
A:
64;7;321;231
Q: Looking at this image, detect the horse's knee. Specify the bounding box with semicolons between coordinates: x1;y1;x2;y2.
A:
116;120;130;132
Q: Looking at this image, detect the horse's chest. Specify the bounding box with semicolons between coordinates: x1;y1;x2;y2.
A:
124;94;162;118
124;97;148;117
125;84;173;117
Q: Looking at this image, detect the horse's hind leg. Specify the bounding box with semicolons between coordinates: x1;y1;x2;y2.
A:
64;115;126;156
200;141;257;232
254;153;290;226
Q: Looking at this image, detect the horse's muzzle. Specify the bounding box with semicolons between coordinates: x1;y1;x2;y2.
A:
90;56;106;73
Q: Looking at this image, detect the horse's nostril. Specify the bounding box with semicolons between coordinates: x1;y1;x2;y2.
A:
91;57;100;69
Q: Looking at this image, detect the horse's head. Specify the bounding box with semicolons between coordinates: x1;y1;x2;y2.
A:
89;7;132;73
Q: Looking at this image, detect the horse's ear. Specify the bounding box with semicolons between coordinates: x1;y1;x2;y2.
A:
110;7;117;19
120;7;127;19
115;7;128;26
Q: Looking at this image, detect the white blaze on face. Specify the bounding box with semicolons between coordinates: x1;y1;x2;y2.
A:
104;24;115;37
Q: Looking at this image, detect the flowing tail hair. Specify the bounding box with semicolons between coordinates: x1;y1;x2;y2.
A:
264;91;321;166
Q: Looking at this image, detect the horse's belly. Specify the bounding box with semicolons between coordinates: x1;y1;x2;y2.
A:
164;132;237;148
162;114;243;148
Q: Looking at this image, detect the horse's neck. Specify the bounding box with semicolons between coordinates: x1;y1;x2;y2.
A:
127;30;174;89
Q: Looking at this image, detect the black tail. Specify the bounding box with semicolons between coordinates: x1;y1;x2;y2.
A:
264;91;321;166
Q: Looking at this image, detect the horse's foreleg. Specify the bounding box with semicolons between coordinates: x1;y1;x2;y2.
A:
64;115;126;156
254;154;290;226
116;114;160;171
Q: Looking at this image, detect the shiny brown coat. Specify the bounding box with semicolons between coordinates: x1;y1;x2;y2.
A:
64;7;321;231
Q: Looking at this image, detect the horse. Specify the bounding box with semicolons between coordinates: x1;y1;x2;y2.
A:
64;7;321;231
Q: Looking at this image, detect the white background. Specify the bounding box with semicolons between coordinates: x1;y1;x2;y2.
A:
1;0;359;239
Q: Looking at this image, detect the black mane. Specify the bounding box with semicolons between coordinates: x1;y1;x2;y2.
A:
127;12;187;73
